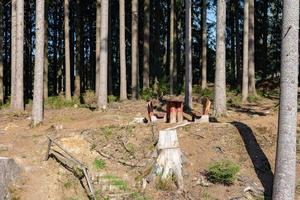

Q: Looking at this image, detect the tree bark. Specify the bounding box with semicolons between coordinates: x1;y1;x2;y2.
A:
97;0;108;109
64;0;71;100
108;1;112;95
11;0;17;107
170;0;175;94
143;0;150;90
96;0;101;97
201;0;207;90
242;0;249;102
74;0;82;98
32;0;45;125
272;0;299;199
15;0;24;110
0;1;3;104
44;3;48;99
235;0;241;88
184;0;192;110
119;0;127;100
214;0;227;116
248;0;256;95
131;0;139;99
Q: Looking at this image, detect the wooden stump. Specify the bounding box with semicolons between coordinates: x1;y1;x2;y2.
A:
176;102;183;123
155;129;184;189
169;102;177;123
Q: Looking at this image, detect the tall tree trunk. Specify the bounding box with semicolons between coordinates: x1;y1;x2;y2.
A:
15;0;24;110
108;1;112;95
235;0;241;88
261;1;268;80
201;0;207;90
242;0;249;102
230;0;236;84
272;0;299;199
143;0;150;89
169;0;174;94
44;4;48;99
32;0;45;125
64;0;71;100
119;0;127;100
131;0;139;99
248;0;256;95
96;0;101;97
214;0;227;116
74;0;82;98
11;0;17;107
97;0;108;109
0;0;3;104
184;0;192;110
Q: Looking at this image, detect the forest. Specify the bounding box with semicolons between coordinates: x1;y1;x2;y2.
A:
0;0;299;200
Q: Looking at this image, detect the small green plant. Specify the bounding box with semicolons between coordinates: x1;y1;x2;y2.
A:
63;179;72;189
155;175;175;191
108;95;118;103
227;95;242;107
202;191;211;200
102;174;128;190
93;159;106;170
207;160;240;185
100;126;114;138
247;94;261;103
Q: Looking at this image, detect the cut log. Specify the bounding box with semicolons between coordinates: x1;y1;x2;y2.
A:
155;129;184;190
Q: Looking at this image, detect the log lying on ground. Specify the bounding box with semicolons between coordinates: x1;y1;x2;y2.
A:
153;129;184;190
0;157;20;200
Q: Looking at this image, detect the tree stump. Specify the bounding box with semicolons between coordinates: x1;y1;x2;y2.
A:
155;129;184;190
0;157;20;199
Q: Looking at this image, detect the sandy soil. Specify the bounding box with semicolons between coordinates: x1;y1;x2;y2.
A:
0;98;299;200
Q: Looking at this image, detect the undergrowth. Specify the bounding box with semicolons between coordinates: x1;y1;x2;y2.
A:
207;160;240;185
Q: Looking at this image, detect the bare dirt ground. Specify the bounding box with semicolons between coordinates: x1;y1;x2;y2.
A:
0;97;300;200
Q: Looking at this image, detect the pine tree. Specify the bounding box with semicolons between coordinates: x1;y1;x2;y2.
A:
32;0;45;125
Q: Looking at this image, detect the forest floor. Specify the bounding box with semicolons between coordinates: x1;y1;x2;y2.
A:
0;91;300;200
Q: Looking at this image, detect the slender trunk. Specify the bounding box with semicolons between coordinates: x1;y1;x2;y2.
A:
272;0;299;199
214;0;227;116
44;4;48;99
15;0;24;110
143;0;150;89
235;0;241;88
242;0;249;102
261;1;268;80
131;0;139;99
108;1;112;95
74;0;82;98
185;0;192;110
248;0;256;95
170;0;174;94
201;0;207;90
64;0;71;100
0;1;3;104
96;0;101;97
230;0;236;84
11;0;17;107
119;0;127;100
32;0;45;125
97;0;108;109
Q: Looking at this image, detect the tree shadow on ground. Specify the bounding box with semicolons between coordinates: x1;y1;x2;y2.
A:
231;121;274;198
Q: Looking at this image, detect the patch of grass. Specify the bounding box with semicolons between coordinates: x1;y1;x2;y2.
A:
130;192;150;200
207;160;240;185
102;174;128;191
100;126;115;138
141;88;157;101
247;94;262;103
202;191;211;200
63;179;72;189
227;95;242;108
155;175;175;191
108;95;118;103
93;159;106;170
45;96;79;109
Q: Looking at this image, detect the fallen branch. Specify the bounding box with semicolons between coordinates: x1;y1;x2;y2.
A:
95;147;144;168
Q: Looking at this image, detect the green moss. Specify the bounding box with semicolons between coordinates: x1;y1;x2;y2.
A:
93;159;106;170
